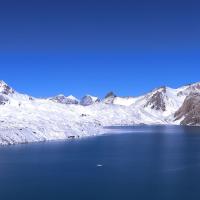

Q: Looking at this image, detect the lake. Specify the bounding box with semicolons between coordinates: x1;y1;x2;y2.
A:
1;125;200;200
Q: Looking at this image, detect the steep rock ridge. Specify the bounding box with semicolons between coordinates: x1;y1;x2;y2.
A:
80;95;100;106
0;81;35;104
0;80;15;95
50;94;79;105
139;86;186;118
103;92;117;104
177;82;200;97
144;87;167;111
174;92;200;125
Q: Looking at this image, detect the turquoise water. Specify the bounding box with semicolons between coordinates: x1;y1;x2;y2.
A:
1;126;200;200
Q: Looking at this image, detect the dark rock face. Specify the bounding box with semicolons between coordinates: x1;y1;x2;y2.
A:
104;91;117;104
0;95;9;105
105;92;117;99
29;96;34;101
2;85;14;95
50;95;79;105
80;95;100;106
144;87;166;111
174;93;200;125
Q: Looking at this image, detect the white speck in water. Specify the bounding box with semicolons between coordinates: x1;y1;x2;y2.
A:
97;164;103;167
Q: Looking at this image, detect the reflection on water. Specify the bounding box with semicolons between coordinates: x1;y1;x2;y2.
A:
0;125;200;200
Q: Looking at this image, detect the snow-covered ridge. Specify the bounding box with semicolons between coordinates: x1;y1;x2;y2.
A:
50;94;79;105
80;95;100;106
0;80;200;145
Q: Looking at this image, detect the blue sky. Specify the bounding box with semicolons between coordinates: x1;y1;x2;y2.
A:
0;0;200;98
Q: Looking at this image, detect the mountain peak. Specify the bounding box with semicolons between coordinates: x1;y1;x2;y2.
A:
67;95;78;100
184;81;200;86
105;91;117;99
80;95;100;106
0;80;8;86
0;80;14;95
177;82;200;97
104;91;117;104
152;86;167;93
50;94;79;105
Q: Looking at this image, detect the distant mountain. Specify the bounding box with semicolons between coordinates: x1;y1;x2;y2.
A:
0;80;15;95
50;94;79;105
103;91;117;104
80;95;100;106
0;80;200;145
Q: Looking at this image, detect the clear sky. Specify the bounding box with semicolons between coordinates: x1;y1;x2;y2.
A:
0;0;200;98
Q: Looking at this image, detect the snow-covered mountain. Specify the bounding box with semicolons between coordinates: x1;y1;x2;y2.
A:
0;80;200;145
0;80;15;95
50;94;79;105
80;95;100;106
103;92;117;104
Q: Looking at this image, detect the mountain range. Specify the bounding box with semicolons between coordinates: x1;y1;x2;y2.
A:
0;80;200;145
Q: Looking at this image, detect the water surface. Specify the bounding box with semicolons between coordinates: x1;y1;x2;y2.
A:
1;125;200;200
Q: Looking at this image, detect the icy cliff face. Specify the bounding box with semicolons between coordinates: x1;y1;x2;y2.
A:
0;80;199;145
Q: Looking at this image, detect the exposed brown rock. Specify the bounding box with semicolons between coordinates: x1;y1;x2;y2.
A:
144;87;166;111
174;92;200;125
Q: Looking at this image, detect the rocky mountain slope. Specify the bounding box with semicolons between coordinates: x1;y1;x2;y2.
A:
0;80;200;145
174;92;200;125
80;95;100;106
50;94;79;105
